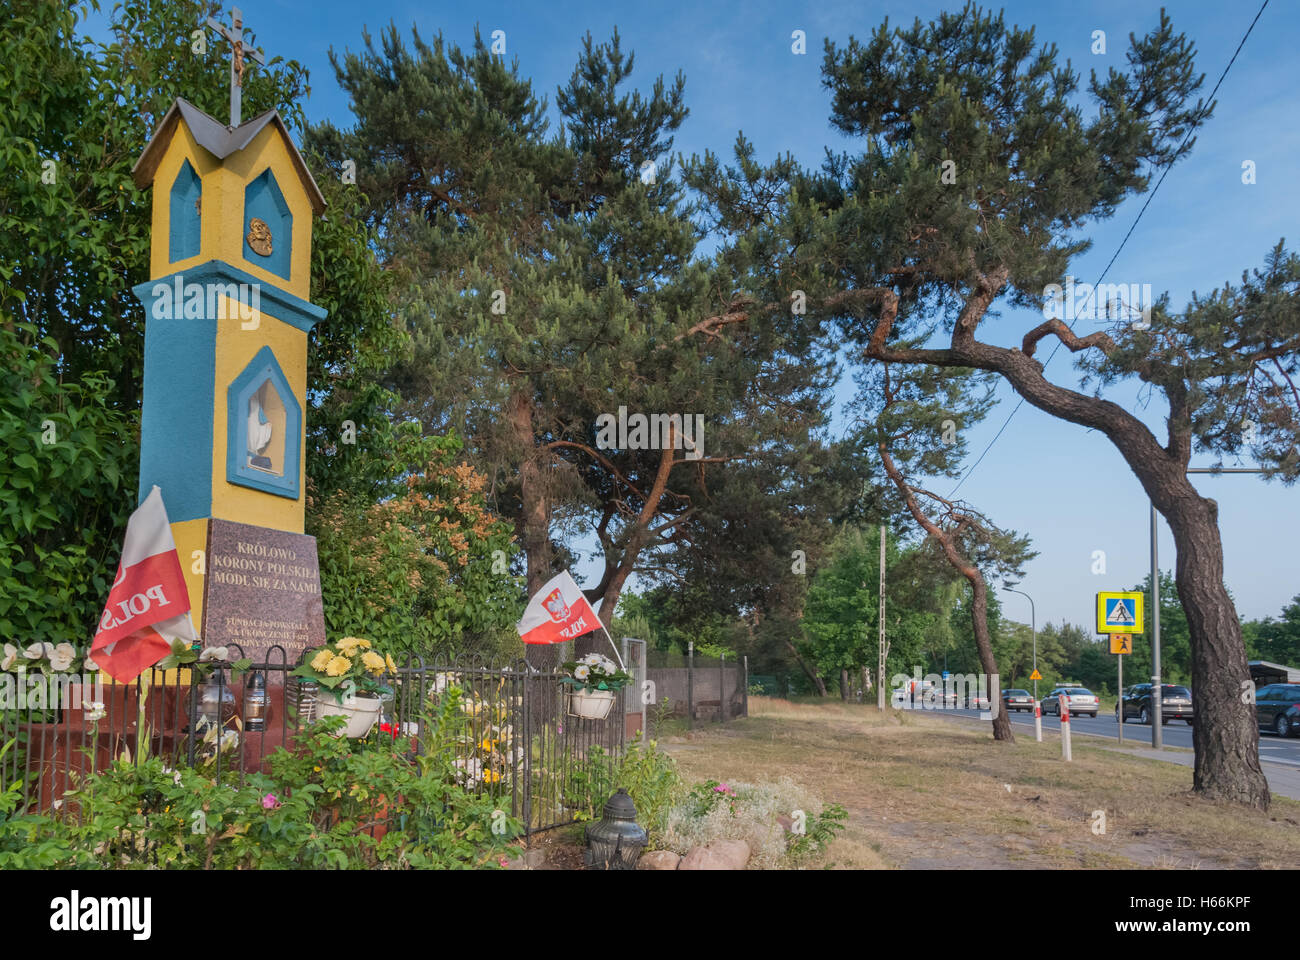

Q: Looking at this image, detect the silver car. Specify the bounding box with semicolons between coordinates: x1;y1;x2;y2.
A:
1042;687;1099;718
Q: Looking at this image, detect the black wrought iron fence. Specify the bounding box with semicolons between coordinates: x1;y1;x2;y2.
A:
0;649;624;837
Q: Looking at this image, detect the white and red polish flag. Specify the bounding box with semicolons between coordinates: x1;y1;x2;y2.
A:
90;485;197;683
516;570;602;646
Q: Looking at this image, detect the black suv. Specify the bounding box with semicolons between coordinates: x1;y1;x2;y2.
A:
1255;684;1300;737
1116;683;1194;725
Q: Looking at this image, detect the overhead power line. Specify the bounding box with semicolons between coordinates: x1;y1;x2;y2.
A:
947;0;1270;499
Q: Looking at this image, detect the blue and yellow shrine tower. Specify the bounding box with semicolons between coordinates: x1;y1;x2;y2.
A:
129;97;328;628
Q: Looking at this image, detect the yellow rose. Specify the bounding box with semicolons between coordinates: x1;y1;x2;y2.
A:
310;649;333;672
361;651;386;675
326;655;351;677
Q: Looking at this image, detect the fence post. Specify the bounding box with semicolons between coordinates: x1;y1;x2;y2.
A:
742;655;749;718
522;669;532;834
719;654;726;723
687;641;694;731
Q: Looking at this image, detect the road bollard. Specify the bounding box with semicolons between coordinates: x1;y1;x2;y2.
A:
1060;697;1072;762
1034;702;1042;742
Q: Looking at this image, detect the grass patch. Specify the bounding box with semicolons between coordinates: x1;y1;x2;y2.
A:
656;695;1300;869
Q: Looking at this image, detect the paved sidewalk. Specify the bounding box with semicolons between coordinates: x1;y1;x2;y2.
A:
934;708;1300;801
1096;742;1300;801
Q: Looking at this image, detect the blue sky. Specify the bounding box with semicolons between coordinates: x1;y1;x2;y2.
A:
89;1;1298;631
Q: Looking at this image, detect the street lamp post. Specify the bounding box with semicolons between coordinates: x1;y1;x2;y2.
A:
1004;587;1036;702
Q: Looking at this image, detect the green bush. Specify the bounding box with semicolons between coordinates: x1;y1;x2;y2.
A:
563;734;683;848
309;433;522;661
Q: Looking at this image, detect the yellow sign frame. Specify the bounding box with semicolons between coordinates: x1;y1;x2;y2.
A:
1096;591;1144;635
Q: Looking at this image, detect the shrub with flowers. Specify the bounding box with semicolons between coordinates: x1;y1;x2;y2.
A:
307;434;521;661
0;696;525;870
292;636;397;704
427;677;521;791
689;779;738;817
661;777;848;868
560;653;631;694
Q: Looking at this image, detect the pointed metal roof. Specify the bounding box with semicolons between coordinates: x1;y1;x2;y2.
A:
132;98;326;215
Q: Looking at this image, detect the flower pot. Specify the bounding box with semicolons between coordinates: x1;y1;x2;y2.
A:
568;688;615;720
314;692;383;738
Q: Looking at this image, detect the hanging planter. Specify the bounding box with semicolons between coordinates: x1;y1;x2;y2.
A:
314;692;383;738
561;654;631;721
290;637;397;738
568;688;616;720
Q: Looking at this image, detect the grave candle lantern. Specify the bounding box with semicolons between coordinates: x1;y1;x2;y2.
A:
583;788;647;870
244;669;269;731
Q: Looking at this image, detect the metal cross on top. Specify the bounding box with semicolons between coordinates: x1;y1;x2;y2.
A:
204;7;266;127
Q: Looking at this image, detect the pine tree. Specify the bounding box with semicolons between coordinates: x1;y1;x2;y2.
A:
802;5;1293;806
308;26;839;667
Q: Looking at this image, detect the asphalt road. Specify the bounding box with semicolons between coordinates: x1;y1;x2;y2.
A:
939;705;1300;769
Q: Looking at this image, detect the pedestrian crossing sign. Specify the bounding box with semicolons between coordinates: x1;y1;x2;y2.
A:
1096;591;1144;635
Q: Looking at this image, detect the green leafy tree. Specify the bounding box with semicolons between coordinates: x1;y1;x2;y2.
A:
1246;595;1300;667
0;319;137;643
802;526;886;698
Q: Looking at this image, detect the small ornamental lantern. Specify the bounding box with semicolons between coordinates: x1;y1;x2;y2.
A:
195;666;236;730
584;788;648;870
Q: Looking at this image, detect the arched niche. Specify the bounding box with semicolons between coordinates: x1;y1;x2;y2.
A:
242;168;293;280
226;345;301;498
168;159;202;263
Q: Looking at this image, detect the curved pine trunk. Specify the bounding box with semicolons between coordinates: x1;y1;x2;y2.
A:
969;576;1014;742
1165;495;1269;807
982;346;1270;808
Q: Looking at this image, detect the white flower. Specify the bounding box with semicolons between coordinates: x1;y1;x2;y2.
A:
198;646;229;662
49;643;76;672
573;664;591;681
1;644;16;671
219;730;239;750
454;757;483;785
431;672;461;694
582;653;602;667
82;700;106;722
23;642;51;661
83;654;100;671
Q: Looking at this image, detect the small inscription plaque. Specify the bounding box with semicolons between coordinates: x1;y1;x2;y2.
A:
202;518;325;667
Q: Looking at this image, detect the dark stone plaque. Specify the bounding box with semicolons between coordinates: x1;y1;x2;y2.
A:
202;518;325;667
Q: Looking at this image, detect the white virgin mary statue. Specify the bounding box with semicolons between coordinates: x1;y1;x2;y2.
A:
247;383;274;469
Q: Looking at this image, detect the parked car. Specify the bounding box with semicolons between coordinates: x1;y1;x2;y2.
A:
1042;687;1099;718
1254;683;1300;737
964;691;991;710
1116;683;1194;725
1001;689;1035;712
